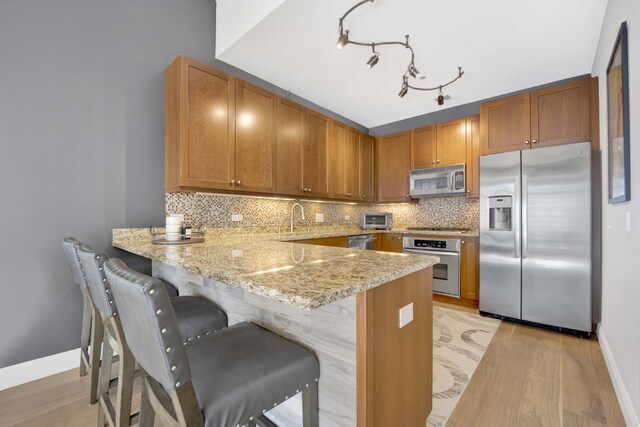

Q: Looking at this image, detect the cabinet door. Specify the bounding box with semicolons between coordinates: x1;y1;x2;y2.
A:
345;128;361;200
436;118;467;166
460;238;479;300
381;233;404;253
465;115;480;198
166;56;236;191
480;93;531;155
530;78;590;148
360;134;375;203
235;80;277;193
276;98;305;196
294;236;349;248
376;132;411;203
329;121;347;199
304;111;330;198
411;125;437;169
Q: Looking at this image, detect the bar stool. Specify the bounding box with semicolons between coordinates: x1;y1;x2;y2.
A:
62;237;181;404
61;237;101;404
76;245;228;427
104;258;320;427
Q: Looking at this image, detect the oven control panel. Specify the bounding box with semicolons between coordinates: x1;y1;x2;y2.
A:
414;239;447;249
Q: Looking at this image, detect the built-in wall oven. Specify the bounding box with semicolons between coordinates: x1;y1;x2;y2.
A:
403;237;461;297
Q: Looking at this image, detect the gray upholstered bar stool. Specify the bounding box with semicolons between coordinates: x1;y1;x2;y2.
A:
61;237;101;404
62;237;180;404
76;245;228;427
104;258;320;427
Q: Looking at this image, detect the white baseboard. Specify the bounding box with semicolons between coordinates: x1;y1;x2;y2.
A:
597;325;640;427
0;348;80;391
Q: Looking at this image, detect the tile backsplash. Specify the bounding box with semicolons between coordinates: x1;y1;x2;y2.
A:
166;192;479;231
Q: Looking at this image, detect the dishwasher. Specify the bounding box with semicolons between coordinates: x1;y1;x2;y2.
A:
348;234;374;250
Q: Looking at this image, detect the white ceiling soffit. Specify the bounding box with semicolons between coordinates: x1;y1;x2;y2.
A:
216;0;608;128
216;0;287;55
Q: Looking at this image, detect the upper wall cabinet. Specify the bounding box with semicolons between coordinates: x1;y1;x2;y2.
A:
276;97;306;197
465;115;481;198
377;131;411;203
436;118;467;166
234;80;277;193
360;134;375;203
328;121;348;200
303;110;330;198
411;125;437;169
481;78;591;155
165;55;236;192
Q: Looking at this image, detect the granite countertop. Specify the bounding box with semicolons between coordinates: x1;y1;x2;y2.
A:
113;228;440;310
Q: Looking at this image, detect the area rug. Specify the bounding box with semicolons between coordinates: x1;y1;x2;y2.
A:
427;306;501;427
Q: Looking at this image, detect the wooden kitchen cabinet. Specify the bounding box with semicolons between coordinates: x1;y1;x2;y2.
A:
293;236;349;248
465;115;480;198
381;233;404;253
460;237;479;301
481;78;592;156
411;125;437;169
329;121;347;200
345;128;361;201
436;118;467;166
165;55;236;192
480;92;531;156
360;134;375;203
304;110;330;198
530;78;590;148
376;131;411;203
234;80;277;193
276;97;306;196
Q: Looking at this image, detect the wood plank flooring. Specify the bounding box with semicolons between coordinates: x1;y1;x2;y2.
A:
0;304;626;427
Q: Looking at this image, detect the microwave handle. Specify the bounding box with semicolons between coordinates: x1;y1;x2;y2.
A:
450;171;455;190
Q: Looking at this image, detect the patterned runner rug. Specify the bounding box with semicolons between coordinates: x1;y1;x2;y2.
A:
427;306;501;427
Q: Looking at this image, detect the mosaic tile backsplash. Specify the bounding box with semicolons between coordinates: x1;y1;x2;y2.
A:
166;192;479;231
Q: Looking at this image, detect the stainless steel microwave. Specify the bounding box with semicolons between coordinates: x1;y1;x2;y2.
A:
409;163;466;198
360;212;392;230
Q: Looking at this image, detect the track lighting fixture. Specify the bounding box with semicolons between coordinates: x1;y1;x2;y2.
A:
398;77;408;98
336;30;349;50
336;0;464;103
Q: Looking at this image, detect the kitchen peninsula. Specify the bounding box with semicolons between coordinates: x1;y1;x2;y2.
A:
113;228;438;427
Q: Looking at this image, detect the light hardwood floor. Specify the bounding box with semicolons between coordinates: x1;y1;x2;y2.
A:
0;304;625;427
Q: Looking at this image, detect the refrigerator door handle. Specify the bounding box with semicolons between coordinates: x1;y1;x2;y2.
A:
514;175;521;258
522;175;528;258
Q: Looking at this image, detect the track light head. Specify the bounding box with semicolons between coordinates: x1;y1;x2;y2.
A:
437;94;445;105
336;30;349;49
366;52;380;68
398;77;409;98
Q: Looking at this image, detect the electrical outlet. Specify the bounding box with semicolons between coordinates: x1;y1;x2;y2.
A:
399;303;414;328
231;249;243;257
344;215;350;221
315;213;324;223
231;214;243;222
626;211;631;233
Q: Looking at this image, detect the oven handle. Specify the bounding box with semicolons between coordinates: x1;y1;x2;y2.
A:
403;248;459;258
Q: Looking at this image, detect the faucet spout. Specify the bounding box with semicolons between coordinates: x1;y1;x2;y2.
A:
290;203;305;233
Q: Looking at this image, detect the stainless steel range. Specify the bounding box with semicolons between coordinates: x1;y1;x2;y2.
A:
403;236;460;297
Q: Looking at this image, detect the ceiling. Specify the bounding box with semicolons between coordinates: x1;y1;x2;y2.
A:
216;0;607;128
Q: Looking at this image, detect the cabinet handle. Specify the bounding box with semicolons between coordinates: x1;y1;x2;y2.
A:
406;194;410;198
236;180;241;185
303;188;308;192
308;188;311;192
362;194;366;198
437;160;440;164
432;160;435;165
230;179;236;185
462;240;465;244
524;140;530;144
467;190;471;194
532;139;537;144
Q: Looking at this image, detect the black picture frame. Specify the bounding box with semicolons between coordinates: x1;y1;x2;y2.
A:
607;21;631;204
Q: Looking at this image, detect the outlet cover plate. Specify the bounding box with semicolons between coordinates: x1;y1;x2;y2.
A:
231;214;243;222
399;303;414;328
315;213;324;223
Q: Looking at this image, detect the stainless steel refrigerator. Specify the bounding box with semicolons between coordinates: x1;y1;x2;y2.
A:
479;141;591;334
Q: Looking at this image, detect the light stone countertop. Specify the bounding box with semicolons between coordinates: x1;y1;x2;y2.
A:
112;228;443;310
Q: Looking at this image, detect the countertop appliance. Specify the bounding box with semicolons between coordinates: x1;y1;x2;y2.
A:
409;163;465;198
360;212;392;230
348;234;374;250
403;236;460;297
479;141;592;335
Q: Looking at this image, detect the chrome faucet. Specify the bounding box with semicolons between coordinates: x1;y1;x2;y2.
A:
290;203;305;233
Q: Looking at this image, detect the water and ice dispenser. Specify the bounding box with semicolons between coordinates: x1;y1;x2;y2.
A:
488;196;512;231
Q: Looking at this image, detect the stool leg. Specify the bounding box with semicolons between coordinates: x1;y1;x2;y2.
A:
138;371;155;427
302;383;319;427
97;328;113;427
89;306;104;405
114;333;135;427
79;293;92;377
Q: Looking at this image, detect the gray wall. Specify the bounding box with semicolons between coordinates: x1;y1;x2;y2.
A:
0;0;220;368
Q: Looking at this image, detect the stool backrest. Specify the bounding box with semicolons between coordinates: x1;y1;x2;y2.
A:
104;258;192;392
76;245;116;318
61;237;87;288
